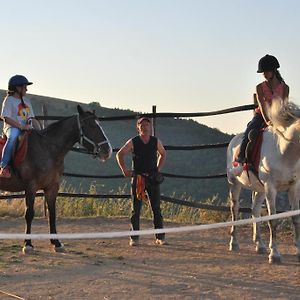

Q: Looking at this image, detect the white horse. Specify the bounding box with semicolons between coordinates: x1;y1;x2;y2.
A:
227;99;300;263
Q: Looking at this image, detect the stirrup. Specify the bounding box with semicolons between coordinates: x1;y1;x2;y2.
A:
231;161;243;176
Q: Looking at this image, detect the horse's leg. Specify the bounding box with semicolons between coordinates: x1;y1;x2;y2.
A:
229;180;241;251
23;189;36;254
44;185;64;252
252;191;267;254
265;183;281;263
288;185;300;262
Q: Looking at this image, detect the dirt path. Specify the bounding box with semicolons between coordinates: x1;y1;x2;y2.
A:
0;216;299;300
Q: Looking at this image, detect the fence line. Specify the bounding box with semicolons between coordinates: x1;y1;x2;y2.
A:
1;192;246;213
70;142;230;155
31;103;255;121
0;103;253;210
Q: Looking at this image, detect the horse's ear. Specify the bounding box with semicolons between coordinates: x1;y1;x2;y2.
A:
77;105;84;115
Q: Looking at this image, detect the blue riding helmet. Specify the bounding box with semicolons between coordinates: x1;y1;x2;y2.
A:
8;75;33;87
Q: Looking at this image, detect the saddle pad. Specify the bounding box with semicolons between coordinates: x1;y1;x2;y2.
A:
14;132;29;167
248;130;264;173
0;132;29;168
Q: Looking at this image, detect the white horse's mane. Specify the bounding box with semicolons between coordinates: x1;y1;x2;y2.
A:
266;98;300;129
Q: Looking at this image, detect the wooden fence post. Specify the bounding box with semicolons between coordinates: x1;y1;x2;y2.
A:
152;105;157;136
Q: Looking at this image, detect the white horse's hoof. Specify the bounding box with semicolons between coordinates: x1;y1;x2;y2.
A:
53;243;65;253
269;255;282;264
22;245;34;254
229;243;240;251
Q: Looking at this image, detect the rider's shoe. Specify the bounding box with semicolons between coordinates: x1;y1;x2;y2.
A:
0;167;11;178
230;161;243;176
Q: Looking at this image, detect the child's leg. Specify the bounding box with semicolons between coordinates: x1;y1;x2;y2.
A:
0;127;22;168
237;114;264;163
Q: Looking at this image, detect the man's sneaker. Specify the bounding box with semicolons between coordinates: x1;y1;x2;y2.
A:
230;161;243;176
155;239;168;245
129;239;139;246
0;167;11;178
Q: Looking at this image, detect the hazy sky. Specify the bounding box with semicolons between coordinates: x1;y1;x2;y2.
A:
0;0;299;134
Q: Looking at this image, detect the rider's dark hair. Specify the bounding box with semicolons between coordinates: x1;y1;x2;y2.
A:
7;86;26;108
275;70;284;83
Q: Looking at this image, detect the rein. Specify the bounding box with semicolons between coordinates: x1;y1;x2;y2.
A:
76;114;110;158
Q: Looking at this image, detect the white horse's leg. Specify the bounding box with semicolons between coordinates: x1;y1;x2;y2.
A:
265;184;281;263
288;185;300;262
292;214;300;262
252;191;267;254
229;180;241;251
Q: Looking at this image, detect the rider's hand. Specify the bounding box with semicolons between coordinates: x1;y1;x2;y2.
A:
20;124;31;131
24;124;32;131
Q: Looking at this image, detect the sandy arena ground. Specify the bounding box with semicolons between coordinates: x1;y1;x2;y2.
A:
0;216;299;300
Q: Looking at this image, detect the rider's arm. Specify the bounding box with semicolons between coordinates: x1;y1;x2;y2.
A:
2;117;30;130
256;84;270;124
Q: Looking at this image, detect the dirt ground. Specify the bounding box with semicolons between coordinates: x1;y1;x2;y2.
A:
0;216;299;300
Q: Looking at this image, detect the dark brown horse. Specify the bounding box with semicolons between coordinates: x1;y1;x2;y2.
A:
0;105;112;253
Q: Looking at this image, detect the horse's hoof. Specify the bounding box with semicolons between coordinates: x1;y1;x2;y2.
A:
229;243;240;251
53;243;65;253
22;245;34;254
256;246;267;254
269;255;282;264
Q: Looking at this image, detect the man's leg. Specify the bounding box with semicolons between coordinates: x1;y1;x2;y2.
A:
147;182;165;241
130;177;142;243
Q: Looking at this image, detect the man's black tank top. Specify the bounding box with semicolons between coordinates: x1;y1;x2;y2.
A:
132;135;157;173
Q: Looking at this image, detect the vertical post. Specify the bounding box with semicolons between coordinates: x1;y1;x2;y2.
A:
253;93;258;106
42;104;49;129
42;104;48;218
152;105;157;136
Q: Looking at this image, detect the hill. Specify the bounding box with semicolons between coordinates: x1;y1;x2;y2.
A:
0;90;234;203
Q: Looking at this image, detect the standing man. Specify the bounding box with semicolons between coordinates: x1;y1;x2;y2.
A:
116;117;167;246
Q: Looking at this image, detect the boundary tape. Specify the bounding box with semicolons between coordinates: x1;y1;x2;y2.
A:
0;210;299;240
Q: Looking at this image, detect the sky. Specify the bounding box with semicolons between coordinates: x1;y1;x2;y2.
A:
0;0;300;134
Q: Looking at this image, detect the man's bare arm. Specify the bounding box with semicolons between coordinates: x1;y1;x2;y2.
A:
116;139;133;177
157;139;166;172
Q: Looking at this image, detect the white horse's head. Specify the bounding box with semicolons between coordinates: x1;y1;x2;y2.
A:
266;99;300;146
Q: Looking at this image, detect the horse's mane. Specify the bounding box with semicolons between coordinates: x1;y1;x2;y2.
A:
39;115;75;134
266;98;300;129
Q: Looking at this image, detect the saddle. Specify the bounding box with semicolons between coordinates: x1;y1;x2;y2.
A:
0;132;30;168
244;128;265;175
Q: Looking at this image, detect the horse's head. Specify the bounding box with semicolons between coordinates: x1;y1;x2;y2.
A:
77;105;112;161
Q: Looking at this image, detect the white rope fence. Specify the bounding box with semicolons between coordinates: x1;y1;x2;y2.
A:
0;209;299;240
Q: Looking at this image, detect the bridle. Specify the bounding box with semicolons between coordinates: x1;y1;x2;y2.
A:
76;113;110;158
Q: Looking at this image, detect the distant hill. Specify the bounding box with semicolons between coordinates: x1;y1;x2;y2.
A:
0;90;235;203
